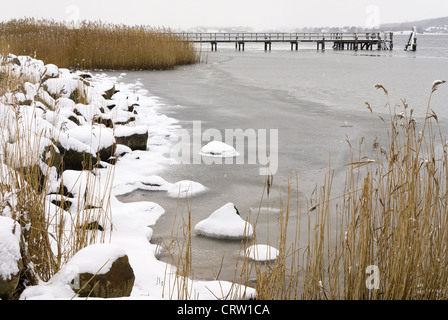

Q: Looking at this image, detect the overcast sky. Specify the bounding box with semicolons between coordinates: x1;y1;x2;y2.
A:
1;0;447;30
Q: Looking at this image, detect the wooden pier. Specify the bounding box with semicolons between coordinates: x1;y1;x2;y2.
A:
175;32;394;52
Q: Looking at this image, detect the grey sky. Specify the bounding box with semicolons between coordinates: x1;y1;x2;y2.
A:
1;0;447;30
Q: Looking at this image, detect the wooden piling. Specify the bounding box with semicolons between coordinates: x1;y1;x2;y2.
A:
389;32;394;50
290;41;298;51
265;41;272;51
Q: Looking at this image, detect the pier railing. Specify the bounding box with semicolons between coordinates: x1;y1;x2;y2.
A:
172;32;394;51
174;32;392;43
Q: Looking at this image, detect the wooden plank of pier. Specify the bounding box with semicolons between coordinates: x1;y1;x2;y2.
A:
173;32;394;51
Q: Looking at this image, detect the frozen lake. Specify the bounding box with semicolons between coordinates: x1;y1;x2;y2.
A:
112;34;448;282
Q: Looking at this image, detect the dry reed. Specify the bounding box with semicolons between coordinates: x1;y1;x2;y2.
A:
0;18;198;70
0;60;114;298
251;81;448;299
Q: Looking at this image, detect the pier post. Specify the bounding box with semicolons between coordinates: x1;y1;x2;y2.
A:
211;41;217;51
389;32;394;50
405;27;417;51
290;41;298;51
264;41;271;51
411;27;417;51
318;35;325;51
354;34;358;51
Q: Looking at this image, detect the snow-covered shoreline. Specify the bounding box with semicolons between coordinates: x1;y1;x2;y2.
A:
0;54;255;300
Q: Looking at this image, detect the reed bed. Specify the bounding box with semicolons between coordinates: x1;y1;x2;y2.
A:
250;81;448;299
0;18;198;70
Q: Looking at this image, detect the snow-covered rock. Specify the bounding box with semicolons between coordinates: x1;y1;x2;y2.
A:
43;78;84;100
200;141;239;157
246;244;279;262
52;243;134;298
114;125;148;151
68;124;116;161
167;180;207;198
194;203;253;240
0;216;22;299
43;64;59;79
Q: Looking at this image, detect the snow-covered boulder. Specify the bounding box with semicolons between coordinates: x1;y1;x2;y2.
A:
246;244;279;262
114;125;148;151
0;216;22;300
43;64;60;80
167;180;207;198
52;133;97;171
43;78;85;102
59;170;110;211
200;141;239;157
59;244;135;298
99;80;116;100
68;125;116;162
194;203;253;240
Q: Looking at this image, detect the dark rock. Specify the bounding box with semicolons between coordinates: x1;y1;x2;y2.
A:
0;258;22;300
101;84;116;100
53;142;97;171
113;117;136;126
12;57;21;66
82;221;104;231
96;143;117;163
93;115;114;128
51;198;72;211
78;73;92;79
115;130;148;151
76;255;135;298
68;115;80;126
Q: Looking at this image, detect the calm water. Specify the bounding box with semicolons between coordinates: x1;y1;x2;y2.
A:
113;34;448;282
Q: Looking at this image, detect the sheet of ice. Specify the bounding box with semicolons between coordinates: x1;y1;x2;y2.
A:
246;244;279;262
199;141;239;157
194;203;254;240
0;216;21;280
